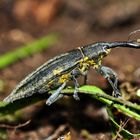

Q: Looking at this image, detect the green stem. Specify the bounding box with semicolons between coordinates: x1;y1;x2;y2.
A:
58;86;140;121
0;33;59;69
1;85;140;119
0;85;140;138
107;108;140;139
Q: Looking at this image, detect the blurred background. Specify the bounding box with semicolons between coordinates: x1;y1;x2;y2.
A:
0;0;140;139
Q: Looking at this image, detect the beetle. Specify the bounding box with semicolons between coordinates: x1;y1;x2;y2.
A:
3;40;140;105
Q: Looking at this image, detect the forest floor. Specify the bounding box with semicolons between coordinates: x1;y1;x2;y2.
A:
0;0;140;139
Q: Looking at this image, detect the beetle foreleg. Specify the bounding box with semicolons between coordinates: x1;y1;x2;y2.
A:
96;66;121;97
46;82;66;105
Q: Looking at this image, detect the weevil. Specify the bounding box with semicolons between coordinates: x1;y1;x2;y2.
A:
3;40;140;105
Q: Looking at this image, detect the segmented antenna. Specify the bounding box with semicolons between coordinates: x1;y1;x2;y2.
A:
128;29;140;41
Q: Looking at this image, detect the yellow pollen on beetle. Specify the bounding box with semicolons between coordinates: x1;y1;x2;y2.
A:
106;49;111;54
79;57;95;67
47;80;54;86
58;74;70;83
78;57;96;73
53;67;63;75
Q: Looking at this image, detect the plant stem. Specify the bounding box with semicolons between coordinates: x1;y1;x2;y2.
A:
0;33;59;69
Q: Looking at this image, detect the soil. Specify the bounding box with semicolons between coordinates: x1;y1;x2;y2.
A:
0;0;140;140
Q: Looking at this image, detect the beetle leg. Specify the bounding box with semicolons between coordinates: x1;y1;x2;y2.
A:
46;82;66;105
81;70;88;85
84;74;88;85
72;75;80;100
96;66;121;97
72;67;88;85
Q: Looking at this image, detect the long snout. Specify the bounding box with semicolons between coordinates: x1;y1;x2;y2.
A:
108;40;140;49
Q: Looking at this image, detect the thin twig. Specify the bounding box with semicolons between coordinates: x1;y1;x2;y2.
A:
44;125;68;140
0;120;31;129
113;118;130;140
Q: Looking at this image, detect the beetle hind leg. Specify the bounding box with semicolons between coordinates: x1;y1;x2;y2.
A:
96;66;121;98
46;82;66;106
